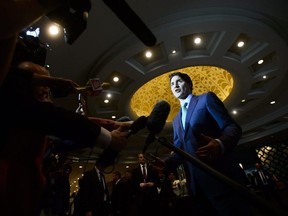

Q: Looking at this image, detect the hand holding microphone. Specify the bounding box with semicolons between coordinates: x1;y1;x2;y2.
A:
97;100;170;168
50;78;110;98
76;78;110;97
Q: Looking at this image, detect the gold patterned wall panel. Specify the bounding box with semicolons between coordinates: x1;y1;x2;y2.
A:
130;66;233;122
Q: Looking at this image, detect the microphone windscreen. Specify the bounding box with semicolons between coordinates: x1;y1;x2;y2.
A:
147;100;170;134
128;116;148;136
116;116;131;122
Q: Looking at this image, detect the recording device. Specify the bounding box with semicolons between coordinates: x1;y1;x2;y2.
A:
143;100;171;153
97;100;170;168
127;116;148;137
51;78;110;98
76;79;111;95
46;0;92;44
103;0;157;47
96;115;147;169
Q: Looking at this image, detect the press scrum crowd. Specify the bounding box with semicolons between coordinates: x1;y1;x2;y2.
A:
1;1;287;216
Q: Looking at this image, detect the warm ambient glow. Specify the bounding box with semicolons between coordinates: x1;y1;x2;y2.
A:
48;24;60;36
130;66;234;122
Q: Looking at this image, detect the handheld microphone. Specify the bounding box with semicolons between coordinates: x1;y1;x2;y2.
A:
143;100;170;153
97;116;147;168
147;100;170;134
127;116;148;137
76;79;110;92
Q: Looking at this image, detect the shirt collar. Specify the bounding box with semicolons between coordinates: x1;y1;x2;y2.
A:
180;94;192;108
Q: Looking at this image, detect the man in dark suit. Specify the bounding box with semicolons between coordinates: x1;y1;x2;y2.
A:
75;160;110;216
132;153;160;216
165;72;256;216
253;162;285;204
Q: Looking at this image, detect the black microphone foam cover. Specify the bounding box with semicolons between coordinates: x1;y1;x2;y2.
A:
147;100;170;134
128;116;148;137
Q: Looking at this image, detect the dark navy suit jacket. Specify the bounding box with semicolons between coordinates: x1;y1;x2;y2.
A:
167;92;243;197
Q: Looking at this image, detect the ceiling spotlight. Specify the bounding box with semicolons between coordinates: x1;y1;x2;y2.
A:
113;76;119;82
104;99;109;103
232;110;237;114
270;101;276;105
48;24;60;36
171;50;176;54
145;50;152;58
258;59;264;64
107;93;111;98
237;41;245;47
194;37;201;44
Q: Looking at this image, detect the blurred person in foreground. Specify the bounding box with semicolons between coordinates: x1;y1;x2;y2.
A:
0;35;131;216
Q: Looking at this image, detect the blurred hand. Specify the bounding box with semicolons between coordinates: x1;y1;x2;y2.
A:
88;117;133;131
48;76;79;97
196;134;222;160
109;125;130;152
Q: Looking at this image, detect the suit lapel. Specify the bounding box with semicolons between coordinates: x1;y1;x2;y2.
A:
183;96;198;134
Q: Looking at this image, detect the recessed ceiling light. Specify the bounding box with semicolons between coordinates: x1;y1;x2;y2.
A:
270;101;276;105
107;93;111;98
48;24;60;36
113;76;119;82
258;59;264;64
145;50;152;58
194;37;201;44
104;99;109;103
171;50;176;54
237;41;245;47
263;75;267;79
232;110;237;114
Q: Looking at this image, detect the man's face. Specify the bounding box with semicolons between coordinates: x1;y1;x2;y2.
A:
138;154;146;164
170;75;190;99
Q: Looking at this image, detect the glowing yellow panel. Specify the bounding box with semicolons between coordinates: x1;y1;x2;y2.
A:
131;66;233;122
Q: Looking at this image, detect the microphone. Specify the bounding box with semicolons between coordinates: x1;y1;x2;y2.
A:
97;116;147;168
127;116;148;137
76;81;110;92
147;100;171;134
76;79;110;97
143;100;170;153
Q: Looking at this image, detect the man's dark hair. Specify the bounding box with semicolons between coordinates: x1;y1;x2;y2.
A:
169;72;193;91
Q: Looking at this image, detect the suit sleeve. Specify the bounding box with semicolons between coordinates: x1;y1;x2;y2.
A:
206;92;242;152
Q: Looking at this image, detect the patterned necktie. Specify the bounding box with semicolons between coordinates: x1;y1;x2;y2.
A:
182;102;188;129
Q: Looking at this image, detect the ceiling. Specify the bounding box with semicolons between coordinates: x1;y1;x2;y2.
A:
28;0;288;189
